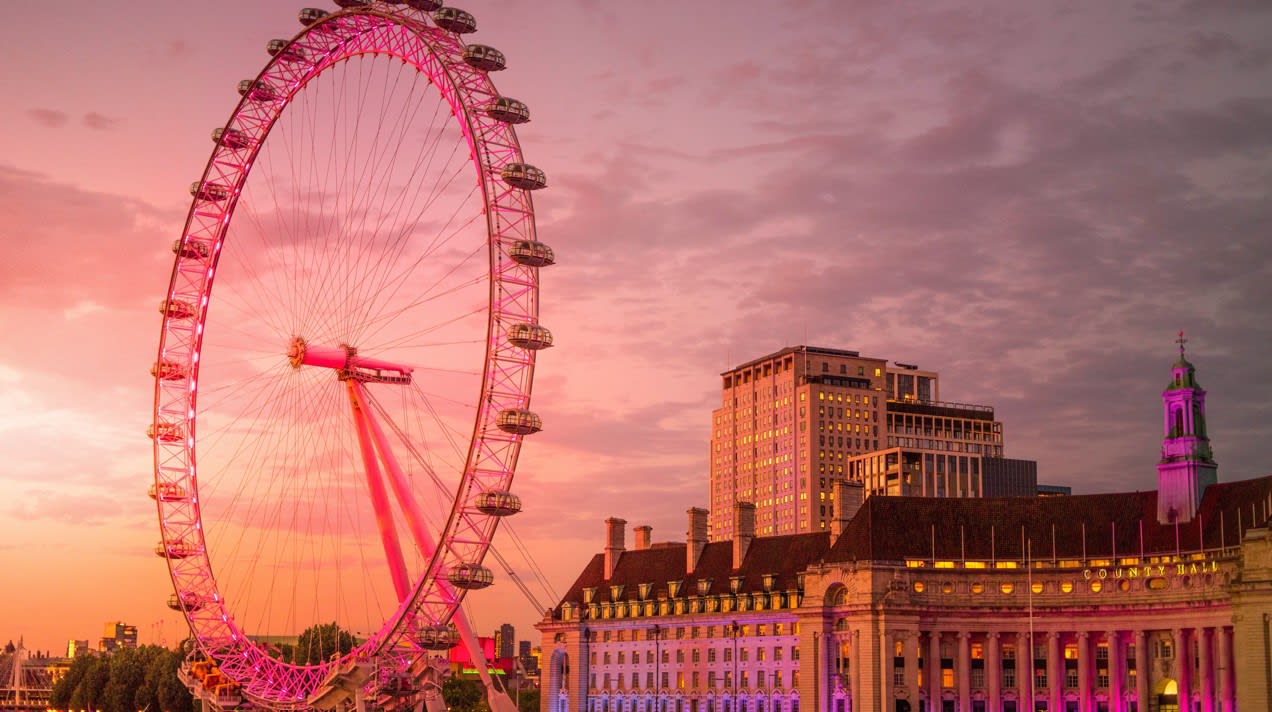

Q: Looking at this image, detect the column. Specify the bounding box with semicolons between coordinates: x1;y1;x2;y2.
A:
929;632;942;712
1174;628;1190;712
852;629;862;712
987;633;1001;712
958;632;971;712
1076;632;1090;712
1197;626;1213;712
882;630;895;711
1047;632;1061;712
1216;626;1232;712
1134;631;1148;712
1107;631;1121;712
906;632;921;712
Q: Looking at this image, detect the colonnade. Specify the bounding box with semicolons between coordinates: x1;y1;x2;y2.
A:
829;624;1236;712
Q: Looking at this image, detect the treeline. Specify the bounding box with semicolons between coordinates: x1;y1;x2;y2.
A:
49;645;192;712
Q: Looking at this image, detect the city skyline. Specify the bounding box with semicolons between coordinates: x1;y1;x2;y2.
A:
2;0;1271;654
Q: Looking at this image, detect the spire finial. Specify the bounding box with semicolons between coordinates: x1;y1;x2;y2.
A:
1176;330;1187;357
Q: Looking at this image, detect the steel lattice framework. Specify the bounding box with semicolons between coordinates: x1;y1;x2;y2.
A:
150;3;550;708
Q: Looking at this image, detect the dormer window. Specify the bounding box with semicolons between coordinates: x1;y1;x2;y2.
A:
697;578;713;595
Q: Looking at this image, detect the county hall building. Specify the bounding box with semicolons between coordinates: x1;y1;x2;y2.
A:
539;347;1272;712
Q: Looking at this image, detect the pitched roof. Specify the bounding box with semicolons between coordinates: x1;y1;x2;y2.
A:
555;533;832;608
825;474;1272;563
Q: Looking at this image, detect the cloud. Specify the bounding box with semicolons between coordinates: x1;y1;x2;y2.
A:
83;112;118;130
28;108;68;128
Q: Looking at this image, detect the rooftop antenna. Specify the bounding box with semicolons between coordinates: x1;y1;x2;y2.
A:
1177;330;1188;358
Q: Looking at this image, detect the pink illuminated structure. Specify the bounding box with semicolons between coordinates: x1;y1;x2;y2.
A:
150;3;552;710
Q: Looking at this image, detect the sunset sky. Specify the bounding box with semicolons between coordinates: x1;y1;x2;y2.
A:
2;0;1271;656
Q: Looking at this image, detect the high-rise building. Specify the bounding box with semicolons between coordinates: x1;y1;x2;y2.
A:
709;346;888;540
710;345;1032;539
99;622;137;653
494;623;515;661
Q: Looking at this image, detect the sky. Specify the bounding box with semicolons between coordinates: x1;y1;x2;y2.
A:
2;0;1271;657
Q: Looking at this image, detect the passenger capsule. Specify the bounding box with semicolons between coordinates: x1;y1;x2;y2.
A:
155;539;199;559
462;44;506;72
432;7;476;33
148;421;186;443
500;163;547;190
446;563;494;590
507;323;553;350
299;8;330;25
189;182;230;202
151;360;188;381
160;299;196;320
405;0;442;9
379;674;416;697
416;624;460;650
496;408;542;435
167;592;206;612
172;238;212;260
149;481;189;501
475;490;522;516
212;127;253;150
508;240;555;267
334;0;370;6
484;97;530;124
266;39;308;63
238;80;282;103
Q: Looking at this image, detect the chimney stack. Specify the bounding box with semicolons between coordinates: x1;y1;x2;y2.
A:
687;508;709;574
634;525;652;551
604;517;627;580
732;501;756;570
832;480;865;540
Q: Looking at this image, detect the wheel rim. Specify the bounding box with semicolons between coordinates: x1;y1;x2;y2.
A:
151;6;546;707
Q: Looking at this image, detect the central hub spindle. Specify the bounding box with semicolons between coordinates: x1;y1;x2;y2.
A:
288;337;414;384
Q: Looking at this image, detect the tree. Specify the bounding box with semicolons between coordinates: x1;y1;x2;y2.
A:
50;654;96;709
443;677;488;712
71;656;110;712
152;648;193;712
516;688;540;712
293;622;355;666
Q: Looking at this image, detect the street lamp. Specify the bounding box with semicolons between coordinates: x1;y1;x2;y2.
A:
731;621;739;712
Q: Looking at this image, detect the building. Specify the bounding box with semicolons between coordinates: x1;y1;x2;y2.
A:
542;346;1272;712
710;346;888;540
99;622;137;653
497;624;517;661
65;640;90;658
709;346;1034;540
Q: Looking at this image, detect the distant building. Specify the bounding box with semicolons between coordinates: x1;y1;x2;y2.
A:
710;346;1037;540
1037;484;1072;497
496;623;516;660
66;640;90;658
981;457;1039;498
99;622;137;653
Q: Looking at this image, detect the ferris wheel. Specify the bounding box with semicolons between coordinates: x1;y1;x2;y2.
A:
149;2;552;709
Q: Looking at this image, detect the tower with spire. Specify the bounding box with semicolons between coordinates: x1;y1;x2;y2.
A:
1156;332;1218;524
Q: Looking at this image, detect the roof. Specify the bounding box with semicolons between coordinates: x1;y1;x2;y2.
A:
825;475;1272;563
555;533;832;609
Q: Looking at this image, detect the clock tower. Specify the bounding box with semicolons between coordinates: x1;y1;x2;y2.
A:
1157;333;1218;524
